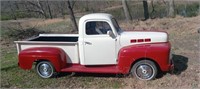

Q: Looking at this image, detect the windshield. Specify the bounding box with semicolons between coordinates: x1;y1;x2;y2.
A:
111;18;123;34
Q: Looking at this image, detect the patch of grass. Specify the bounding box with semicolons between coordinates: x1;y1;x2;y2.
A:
0;14;13;21
176;3;199;17
1;27;48;41
37;20;72;34
1;11;31;21
15;11;31;19
1;50;17;68
98;79;122;88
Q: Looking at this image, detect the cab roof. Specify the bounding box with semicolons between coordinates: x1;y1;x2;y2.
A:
79;13;113;22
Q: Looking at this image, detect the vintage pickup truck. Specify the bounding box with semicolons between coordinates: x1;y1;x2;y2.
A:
15;13;173;80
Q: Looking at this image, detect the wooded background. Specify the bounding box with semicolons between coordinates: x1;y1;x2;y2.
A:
1;0;199;20
1;0;199;32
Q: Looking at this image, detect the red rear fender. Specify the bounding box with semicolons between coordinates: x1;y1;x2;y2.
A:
18;47;67;72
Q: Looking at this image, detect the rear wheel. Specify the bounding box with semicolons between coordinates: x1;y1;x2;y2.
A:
36;61;55;78
130;60;157;80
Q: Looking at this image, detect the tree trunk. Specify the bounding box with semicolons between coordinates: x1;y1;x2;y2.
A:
36;0;48;18
150;0;156;19
199;1;200;15
59;1;65;19
24;2;31;17
168;0;175;17
15;1;19;10
122;0;132;22
143;0;149;20
66;0;78;32
47;0;53;19
26;0;46;18
9;1;17;20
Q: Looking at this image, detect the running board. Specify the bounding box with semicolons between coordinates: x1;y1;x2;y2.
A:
61;64;120;74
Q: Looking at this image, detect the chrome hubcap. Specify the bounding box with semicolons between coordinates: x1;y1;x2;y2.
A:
136;64;153;79
39;63;52;77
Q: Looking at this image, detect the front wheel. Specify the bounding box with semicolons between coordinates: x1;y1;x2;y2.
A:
36;61;56;78
130;60;157;80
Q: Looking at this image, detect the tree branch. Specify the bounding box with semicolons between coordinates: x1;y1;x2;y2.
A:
26;1;40;9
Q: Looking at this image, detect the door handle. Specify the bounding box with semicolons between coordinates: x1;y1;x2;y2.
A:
84;41;92;45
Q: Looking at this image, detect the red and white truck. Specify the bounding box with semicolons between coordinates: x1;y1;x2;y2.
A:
15;13;173;80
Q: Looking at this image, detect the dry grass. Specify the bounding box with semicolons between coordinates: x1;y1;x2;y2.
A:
1;18;65;29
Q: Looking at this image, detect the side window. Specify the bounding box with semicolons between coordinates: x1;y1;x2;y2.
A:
86;21;112;35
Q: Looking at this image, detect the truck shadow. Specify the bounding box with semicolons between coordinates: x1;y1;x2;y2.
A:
172;54;188;75
58;54;188;78
56;72;123;78
157;54;188;78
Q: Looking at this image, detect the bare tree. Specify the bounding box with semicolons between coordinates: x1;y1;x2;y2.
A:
150;0;156;19
8;1;17;20
122;0;132;22
61;2;66;19
143;0;149;20
46;0;53;19
57;1;65;19
35;0;47;18
168;0;175;17
70;0;76;9
14;1;19;10
67;0;78;32
26;0;48;18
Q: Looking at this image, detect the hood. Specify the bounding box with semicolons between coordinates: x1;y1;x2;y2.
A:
119;31;168;47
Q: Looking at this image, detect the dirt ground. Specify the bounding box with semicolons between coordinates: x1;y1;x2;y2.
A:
0;15;200;88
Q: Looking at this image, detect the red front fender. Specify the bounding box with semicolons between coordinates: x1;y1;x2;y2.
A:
117;42;171;74
18;47;67;72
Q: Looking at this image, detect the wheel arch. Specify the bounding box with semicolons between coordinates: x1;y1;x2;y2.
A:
34;58;61;72
130;57;161;72
35;59;50;63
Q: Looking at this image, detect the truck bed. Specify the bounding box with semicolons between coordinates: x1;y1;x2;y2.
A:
15;34;79;63
30;36;78;42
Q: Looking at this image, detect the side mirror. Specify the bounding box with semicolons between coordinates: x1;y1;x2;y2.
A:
107;30;115;38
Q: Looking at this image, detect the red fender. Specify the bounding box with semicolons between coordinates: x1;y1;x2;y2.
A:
18;47;67;72
117;42;171;74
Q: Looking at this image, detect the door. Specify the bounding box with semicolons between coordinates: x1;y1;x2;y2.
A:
83;21;116;65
